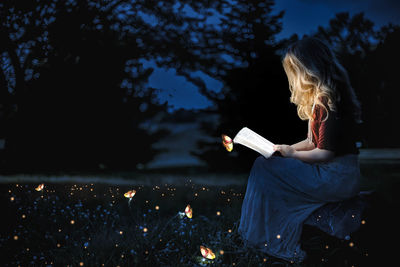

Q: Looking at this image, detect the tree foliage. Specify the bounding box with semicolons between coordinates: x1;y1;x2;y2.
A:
0;0;232;172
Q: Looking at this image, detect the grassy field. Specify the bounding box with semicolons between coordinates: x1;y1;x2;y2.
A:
0;163;399;266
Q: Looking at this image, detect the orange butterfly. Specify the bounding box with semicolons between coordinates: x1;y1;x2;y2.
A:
185;204;193;219
35;184;44;192
221;134;233;152
200;245;216;260
124;190;136;199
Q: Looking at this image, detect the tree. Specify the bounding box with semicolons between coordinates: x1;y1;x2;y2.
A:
0;0;235;172
192;0;305;171
314;12;400;147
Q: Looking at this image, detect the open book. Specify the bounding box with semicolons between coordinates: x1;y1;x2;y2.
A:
232;127;275;159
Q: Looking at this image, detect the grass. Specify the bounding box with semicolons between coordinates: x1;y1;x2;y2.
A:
0;163;399;266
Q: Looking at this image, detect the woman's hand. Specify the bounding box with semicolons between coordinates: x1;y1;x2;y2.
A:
273;144;297;158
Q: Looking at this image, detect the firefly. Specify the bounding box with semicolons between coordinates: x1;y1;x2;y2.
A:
35;184;44;192
200;245;216;260
221;134;233;152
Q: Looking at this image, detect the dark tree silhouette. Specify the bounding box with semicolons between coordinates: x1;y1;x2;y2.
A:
314;12;400;147
360;24;400;147
0;0;234;172
192;0;305;172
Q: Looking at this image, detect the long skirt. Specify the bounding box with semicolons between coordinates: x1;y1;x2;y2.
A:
238;154;362;263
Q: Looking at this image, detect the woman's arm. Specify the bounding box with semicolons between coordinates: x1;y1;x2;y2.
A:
290;139;315;151
274;145;335;164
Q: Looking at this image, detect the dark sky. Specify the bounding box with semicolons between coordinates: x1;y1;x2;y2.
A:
148;0;400;111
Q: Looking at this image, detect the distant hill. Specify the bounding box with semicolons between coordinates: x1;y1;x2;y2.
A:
145;109;218;169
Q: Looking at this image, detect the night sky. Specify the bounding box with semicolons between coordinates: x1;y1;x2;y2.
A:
149;0;400;111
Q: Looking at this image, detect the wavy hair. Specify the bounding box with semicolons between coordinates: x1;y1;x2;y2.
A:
282;37;361;122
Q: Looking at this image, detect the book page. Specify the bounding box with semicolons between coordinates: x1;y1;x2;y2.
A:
233;127;274;158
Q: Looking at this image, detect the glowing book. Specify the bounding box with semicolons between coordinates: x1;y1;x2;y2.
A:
233;127;275;158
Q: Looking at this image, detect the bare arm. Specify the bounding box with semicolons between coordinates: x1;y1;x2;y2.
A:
274;145;335;164
291;148;334;163
290;139;315;151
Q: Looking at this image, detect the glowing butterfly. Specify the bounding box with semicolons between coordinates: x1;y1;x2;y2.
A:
200;245;216;260
221;134;233;152
124;190;136;205
185;204;193;219
35;184;44;192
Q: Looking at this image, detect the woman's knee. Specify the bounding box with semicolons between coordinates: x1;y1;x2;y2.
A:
253;155;267;167
252;155;276;170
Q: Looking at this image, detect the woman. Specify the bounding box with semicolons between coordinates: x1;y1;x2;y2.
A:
238;37;363;263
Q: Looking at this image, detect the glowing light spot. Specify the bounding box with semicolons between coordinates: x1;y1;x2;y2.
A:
143;228;148;233
22;214;26;219
276;234;281;239
263;258;267;262
119;231;123;235
57;243;61;248
13;235;18;240
228;229;232;233
216;211;221;216
361;220;366;224
155;205;159;210
219;250;224;255
10;197;14;201
349;242;354;247
70;220;75;225
79;262;84;266
325;245;329;249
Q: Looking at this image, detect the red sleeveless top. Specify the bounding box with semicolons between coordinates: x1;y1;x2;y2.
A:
310;104;358;156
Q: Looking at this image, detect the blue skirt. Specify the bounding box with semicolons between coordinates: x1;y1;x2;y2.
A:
238;154;362;262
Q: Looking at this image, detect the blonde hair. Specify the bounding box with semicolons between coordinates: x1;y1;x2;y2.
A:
282;37;361;122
